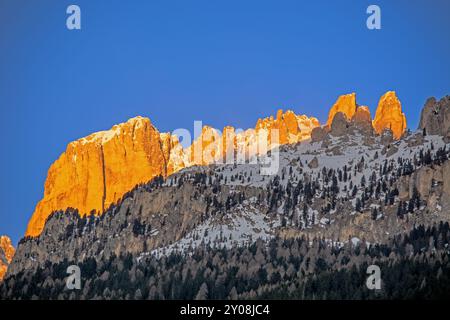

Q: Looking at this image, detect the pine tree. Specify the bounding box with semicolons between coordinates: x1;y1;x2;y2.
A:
195;283;209;300
371;207;378;220
397;201;404;219
356;198;361;212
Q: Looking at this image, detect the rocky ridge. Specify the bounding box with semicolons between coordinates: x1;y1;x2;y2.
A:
25;111;319;237
6;95;450;278
2;93;450;299
25;91;410;238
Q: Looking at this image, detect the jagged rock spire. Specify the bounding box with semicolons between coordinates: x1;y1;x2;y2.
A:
373;91;407;139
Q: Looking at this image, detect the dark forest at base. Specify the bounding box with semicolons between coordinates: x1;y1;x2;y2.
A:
2;222;449;300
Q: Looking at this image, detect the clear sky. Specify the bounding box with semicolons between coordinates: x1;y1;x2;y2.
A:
1;0;449;244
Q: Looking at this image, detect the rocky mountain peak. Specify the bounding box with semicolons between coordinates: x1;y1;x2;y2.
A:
319;91;406;142
326;93;357;128
25;117;171;237
373;91;407;139
256;109;319;144
20;92;417;238
419;95;450;140
187;126;221;165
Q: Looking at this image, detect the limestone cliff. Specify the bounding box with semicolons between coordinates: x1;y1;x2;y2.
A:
185;109;319;166
419;95;450;139
373;91;407;139
25;111;318;237
326;93;357;128
21;93;413;238
0;236;15;281
25;117;175;237
188;126;222;166
319;92;406;141
317;94;373;141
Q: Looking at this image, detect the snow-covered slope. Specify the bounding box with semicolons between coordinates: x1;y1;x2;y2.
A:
143;129;450;256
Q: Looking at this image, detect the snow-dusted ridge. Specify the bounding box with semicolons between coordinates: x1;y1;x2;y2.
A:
142;130;450;257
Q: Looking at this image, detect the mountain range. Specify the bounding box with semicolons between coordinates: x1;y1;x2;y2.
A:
1;91;450;299
25;91;405;237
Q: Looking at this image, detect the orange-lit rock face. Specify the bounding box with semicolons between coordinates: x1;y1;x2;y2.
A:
256;109;320;145
326;93;357;128
373;91;407;139
160;133;188;175
25;117;173;237
0;236;14;263
188;126;221;166
187;109;320;165
0;236;15;280
24;96;407;238
220;126;238;163
25;111;320;237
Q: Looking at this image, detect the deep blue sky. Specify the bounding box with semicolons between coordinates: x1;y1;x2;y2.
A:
1;0;449;244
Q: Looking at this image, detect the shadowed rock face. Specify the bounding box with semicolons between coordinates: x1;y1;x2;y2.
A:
0;236;15;281
419;96;450;139
328;107;373;137
330;112;350;136
373;91;407;140
352;106;373;134
311;126;327;142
